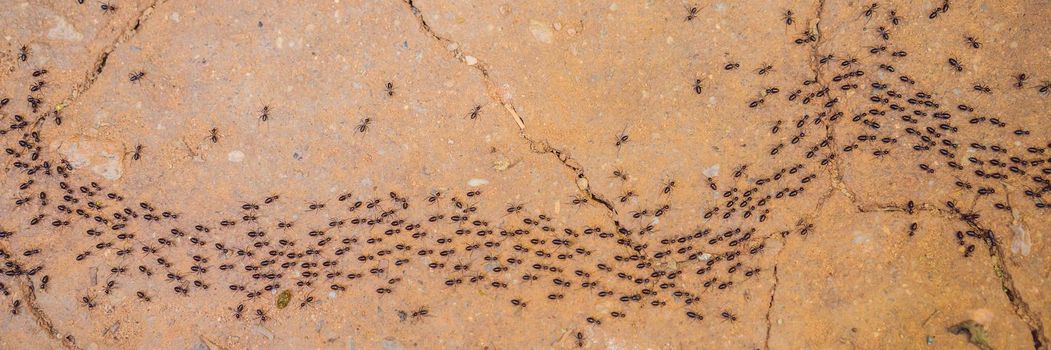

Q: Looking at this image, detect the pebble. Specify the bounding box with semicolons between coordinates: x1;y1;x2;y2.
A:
48;15;83;41
227;150;245;162
252;325;274;340
529;20;554;43
703;164;720;177
464;55;478;65
467;178;489;187
381;338;404;350
53;138;123;180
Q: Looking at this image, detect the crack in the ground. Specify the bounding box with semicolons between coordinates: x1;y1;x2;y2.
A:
12;2;169;347
962;216;1048;349
397;0;616;218
0;239;80;350
763;264;780;350
35;0;169;128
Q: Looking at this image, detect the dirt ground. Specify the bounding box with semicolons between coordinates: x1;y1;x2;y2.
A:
1;0;1049;349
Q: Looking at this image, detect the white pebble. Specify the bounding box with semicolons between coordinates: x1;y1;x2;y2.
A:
467;178;489;187
227;150;245;162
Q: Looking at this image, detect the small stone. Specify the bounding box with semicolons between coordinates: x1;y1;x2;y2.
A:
529;20;554;44
575;176;589;191
252;325;274;340
48;15;83;41
467;178;489;187
227;150;245;162
464;55;478;65
381;338;404;350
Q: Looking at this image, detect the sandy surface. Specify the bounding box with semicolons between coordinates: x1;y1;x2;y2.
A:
1;0;1049;349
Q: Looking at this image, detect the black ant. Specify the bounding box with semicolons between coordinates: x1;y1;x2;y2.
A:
357;117;371;133
385;81;395;96
1015;73;1028;88
132;144;143;161
208;128;220;143
129;71;145;83
466;105;482;120
965;36;981;49
259;105;271;122
862;2;878;17
19;45;29;62
782;9;794;25
685;6;699;21
99;1;117;13
693;79;703;94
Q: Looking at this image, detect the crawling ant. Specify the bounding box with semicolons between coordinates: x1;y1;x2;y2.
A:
136;291;151;302
259;105;271;122
888;10;901;25
132;144;143;161
1037;81;1051;95
662;180;676;194
948;58;963;72
255;308;268;322
876;26;890;40
385;81;395;96
782;9;794;25
466;105;482;120
208;128;220;143
965;36;981;49
1015;73;1028;88
233;304;245;319
356;118;371;133
81;295;97;309
19;45;29;62
100;2;118;13
756;64;773;75
614;127;630;149
720;311;737;322
685;5;699;21
129;71;145;83
612;168;628;181
862;2;878;17
693;79;703;94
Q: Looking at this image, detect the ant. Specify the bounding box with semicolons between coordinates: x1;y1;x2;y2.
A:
1015;73;1028;88
132;144;143;161
259;105;271;122
662;179;676;194
782;9;794;25
466;105;482;120
685;6;699;21
862;2;878;17
756;64;773;75
129;71;145;83
385;81;395;96
1037;81;1050;95
720;311;737;322
207;128;220;143
356;117;371;133
614;126;630;149
19;45;29;62
81;295;97;309
612;168;628;181
965;36;981;49
99;2;118;13
693;79;703;94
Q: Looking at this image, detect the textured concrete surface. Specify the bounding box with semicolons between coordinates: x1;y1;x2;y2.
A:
1;0;1049;349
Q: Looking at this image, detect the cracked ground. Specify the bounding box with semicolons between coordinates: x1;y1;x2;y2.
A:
1;0;1050;349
